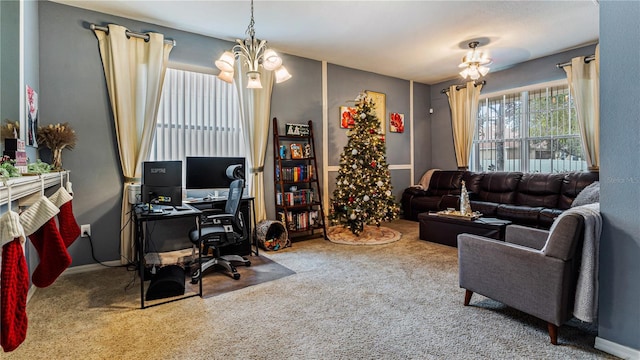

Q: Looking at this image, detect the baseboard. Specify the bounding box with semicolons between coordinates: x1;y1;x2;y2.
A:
595;336;640;360
61;261;122;276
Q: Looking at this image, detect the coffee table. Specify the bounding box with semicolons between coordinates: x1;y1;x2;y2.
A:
417;212;512;247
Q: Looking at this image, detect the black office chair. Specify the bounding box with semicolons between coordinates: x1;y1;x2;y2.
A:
189;179;251;282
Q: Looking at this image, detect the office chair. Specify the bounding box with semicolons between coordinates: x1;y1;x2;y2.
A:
189;179;251;283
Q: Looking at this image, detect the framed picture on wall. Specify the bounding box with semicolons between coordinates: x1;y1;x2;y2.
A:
26;85;38;146
339;106;357;129
389;112;405;133
365;90;386;134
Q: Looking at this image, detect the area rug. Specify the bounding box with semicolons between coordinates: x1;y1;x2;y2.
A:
327;225;402;245
188;255;295;298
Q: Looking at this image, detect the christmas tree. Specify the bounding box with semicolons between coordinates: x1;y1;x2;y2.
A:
329;92;400;235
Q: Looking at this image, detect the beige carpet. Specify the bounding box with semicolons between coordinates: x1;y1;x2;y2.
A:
5;220;616;359
327;225;402;245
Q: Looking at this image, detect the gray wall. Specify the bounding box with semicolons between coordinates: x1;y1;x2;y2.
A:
599;1;640;351
19;0;640;354
39;1;428;263
429;44;598;170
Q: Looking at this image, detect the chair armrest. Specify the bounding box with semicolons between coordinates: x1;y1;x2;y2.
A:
505;224;549;250
202;213;234;225
457;233;569;325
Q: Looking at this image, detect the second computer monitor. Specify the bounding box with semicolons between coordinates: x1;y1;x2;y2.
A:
141;160;183;207
185;156;245;190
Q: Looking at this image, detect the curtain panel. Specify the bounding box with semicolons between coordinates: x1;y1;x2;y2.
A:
94;24;173;264
447;81;482;170
564;44;600;172
234;63;273;222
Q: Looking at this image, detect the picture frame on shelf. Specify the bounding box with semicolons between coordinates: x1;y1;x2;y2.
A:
365;90;386;134
285;123;310;136
290;143;303;159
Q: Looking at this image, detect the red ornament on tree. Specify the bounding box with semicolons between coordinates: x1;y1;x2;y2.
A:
369;129;376;134
371;161;376;168
380;136;385;143
349;196;354;203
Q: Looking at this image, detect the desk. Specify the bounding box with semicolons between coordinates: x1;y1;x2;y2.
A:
133;203;203;309
185;196;259;256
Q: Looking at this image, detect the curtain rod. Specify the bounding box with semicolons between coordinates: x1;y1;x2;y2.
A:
441;80;486;94
556;54;595;68
90;24;176;47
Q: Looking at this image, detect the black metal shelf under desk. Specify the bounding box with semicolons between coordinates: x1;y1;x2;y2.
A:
133;203;203;309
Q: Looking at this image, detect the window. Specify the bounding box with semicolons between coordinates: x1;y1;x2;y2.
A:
471;82;586;173
149;67;244;161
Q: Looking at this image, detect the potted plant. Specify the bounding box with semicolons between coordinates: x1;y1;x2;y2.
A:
37;122;77;170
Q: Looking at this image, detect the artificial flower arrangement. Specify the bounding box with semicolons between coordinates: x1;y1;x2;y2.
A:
37;122;77;170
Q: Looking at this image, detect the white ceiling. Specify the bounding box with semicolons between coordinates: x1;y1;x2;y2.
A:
51;0;600;84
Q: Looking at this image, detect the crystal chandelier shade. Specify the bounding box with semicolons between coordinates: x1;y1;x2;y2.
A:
214;0;291;88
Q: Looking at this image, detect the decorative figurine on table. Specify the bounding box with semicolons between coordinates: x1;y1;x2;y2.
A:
460;180;472;216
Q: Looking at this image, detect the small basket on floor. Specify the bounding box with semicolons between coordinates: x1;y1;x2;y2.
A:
255;220;291;251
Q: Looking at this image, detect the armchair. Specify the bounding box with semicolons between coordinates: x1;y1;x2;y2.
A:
458;213;585;345
189;179;251;283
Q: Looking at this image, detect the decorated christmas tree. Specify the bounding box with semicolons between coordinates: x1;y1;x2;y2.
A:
329;92;400;235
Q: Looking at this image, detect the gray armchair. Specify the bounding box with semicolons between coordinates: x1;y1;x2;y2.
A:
458;213;584;345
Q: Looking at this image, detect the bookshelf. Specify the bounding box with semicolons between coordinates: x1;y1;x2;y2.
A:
272;118;327;240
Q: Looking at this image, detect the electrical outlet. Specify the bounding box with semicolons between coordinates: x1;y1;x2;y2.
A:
81;224;91;237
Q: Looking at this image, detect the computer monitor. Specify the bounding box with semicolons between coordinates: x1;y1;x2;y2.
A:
141;160;183;207
185;157;245;190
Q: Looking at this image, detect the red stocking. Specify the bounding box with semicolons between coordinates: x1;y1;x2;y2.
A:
1;239;29;352
58;200;80;247
49;187;80;247
29;218;71;288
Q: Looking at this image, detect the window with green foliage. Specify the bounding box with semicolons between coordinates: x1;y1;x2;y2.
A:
471;82;586;173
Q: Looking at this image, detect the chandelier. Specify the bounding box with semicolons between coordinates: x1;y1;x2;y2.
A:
458;41;492;80
214;0;291;88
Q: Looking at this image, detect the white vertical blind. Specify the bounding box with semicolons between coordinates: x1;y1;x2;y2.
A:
150;68;244;161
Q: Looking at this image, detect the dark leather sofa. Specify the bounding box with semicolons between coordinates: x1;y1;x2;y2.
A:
401;171;598;229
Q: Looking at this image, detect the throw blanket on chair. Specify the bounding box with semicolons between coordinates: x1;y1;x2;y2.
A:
549;203;602;323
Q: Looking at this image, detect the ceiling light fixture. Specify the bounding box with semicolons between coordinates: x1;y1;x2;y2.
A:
214;0;291;88
458;41;492;80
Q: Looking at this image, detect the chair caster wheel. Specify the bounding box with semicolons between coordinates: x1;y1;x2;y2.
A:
232;273;241;280
191;269;200;284
245;261;251;267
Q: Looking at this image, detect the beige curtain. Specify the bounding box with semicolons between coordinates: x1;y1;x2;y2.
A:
94;24;173;264
234;63;273;222
447;81;482;170
564;45;599;171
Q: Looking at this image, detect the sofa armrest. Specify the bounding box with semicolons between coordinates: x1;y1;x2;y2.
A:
457;233;569;325
505;224;549;250
404;187;428;196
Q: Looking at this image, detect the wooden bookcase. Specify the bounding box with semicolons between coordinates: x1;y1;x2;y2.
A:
272;118;327;240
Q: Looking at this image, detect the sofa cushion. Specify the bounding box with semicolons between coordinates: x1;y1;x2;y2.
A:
477;172;523;204
496;204;543;227
571;181;600;207
462;172;484;194
558;172;600;209
417;168;441;190
411;196;443;214
427;171;463;196
515;173;564;208
539;208;563;229
469;201;498;217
